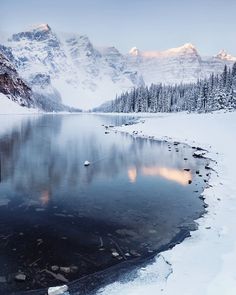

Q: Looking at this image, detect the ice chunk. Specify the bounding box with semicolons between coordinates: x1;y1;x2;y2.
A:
48;285;69;295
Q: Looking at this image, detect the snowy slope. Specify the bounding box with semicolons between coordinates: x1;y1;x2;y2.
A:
98;111;236;295
0;93;36;114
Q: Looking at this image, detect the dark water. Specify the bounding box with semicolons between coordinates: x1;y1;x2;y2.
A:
0;114;210;294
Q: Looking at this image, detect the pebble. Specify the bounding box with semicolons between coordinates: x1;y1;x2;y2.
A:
130;249;141;257
111;251;120;258
70;266;78;273
60;267;71;274
51;265;59;272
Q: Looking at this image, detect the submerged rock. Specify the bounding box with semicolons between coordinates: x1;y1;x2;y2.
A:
0;276;7;283
70;266;78;273
0;198;10;206
15;273;26;282
45;270;68;283
60;267;71;274
130;249;141;257
35;208;46;212
51;265;59;272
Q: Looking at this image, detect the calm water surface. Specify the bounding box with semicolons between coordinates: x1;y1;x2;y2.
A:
0;114;209;294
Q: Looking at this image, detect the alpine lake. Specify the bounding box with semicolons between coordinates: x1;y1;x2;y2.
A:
0;114;211;294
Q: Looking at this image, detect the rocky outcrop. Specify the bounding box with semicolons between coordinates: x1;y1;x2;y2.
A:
0;52;33;107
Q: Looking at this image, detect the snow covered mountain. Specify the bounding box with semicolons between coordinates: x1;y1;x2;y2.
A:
3;24;143;110
215;50;236;62
0;24;235;110
127;43;236;85
0;45;78;112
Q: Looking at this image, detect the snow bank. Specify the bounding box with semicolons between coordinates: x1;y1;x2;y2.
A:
0;93;37;114
98;111;236;295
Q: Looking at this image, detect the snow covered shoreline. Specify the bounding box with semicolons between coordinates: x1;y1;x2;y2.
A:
98;111;236;295
1;108;235;294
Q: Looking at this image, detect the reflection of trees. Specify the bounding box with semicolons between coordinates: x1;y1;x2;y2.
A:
0;115;62;200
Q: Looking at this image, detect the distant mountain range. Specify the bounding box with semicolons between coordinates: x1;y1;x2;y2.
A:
0;24;235;111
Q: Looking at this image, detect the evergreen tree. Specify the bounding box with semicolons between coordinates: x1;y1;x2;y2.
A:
94;63;236;114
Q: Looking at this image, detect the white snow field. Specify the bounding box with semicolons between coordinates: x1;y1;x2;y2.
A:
98;111;236;295
0;93;37;114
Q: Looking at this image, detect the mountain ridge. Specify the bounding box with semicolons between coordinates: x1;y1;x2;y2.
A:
0;23;235;110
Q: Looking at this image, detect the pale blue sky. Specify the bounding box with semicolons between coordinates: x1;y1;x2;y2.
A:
0;0;235;55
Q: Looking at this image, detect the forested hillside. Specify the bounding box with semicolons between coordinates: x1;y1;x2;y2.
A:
95;63;236;113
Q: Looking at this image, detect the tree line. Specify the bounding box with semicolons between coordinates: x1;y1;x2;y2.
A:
94;63;236;113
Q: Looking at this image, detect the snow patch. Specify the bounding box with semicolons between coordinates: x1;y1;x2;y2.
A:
98;111;236;295
99;255;172;295
0;93;37;114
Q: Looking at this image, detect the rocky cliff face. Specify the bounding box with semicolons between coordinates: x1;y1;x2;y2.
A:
0;52;33;108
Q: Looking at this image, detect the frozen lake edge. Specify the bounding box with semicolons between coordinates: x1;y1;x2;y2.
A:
98;111;236;295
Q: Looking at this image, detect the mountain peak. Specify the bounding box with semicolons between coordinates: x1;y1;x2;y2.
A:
169;43;197;54
182;43;195;49
129;43;198;59
216;49;236;61
30;24;51;32
129;47;140;56
10;24;53;42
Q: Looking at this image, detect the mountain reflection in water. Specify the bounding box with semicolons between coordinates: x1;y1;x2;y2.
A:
128;166;192;185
